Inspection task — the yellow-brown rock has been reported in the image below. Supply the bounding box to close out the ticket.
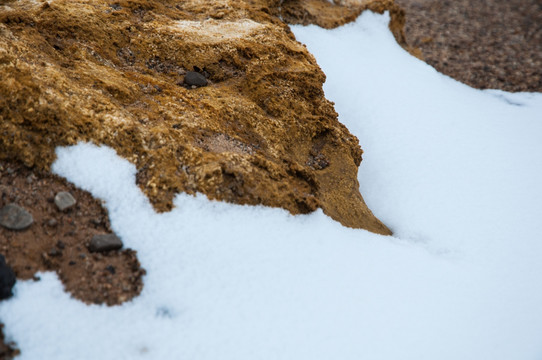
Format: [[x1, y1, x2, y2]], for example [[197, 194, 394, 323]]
[[0, 0, 391, 235]]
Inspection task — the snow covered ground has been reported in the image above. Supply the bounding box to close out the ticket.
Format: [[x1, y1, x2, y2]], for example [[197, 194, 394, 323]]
[[2, 11, 542, 360]]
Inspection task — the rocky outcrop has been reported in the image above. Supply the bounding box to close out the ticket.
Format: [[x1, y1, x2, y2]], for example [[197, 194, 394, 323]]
[[0, 0, 391, 234]]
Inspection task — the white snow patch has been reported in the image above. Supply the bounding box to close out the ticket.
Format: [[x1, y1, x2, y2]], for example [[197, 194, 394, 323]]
[[1, 11, 542, 360]]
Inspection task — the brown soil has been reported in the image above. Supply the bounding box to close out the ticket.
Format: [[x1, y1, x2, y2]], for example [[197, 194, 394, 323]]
[[396, 0, 542, 92], [0, 0, 391, 235], [0, 324, 18, 360], [0, 160, 145, 306]]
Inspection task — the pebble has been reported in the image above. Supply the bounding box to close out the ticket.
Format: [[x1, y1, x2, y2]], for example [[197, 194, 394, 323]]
[[88, 234, 123, 253], [0, 254, 16, 300], [0, 203, 34, 230], [48, 248, 62, 257], [184, 71, 208, 87], [54, 191, 77, 211], [105, 265, 116, 275]]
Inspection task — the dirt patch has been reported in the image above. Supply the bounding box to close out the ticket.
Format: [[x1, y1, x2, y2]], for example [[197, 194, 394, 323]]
[[0, 160, 145, 306], [396, 0, 542, 92], [0, 323, 18, 360]]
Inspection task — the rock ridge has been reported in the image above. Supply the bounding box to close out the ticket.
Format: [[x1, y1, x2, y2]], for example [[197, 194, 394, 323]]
[[0, 0, 393, 234]]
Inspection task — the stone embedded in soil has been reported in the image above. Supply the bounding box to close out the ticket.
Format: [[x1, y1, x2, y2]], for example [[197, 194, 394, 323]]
[[183, 71, 208, 87], [0, 254, 16, 301], [89, 234, 123, 253], [0, 161, 145, 307], [0, 204, 33, 231], [54, 191, 77, 211]]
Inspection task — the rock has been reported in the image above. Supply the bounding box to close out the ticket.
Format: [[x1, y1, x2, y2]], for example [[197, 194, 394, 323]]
[[0, 0, 394, 235], [88, 234, 123, 253], [183, 71, 208, 87], [48, 248, 62, 257], [0, 254, 16, 300], [0, 204, 33, 230], [54, 191, 76, 211]]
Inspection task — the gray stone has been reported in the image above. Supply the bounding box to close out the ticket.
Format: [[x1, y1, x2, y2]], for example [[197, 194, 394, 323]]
[[54, 191, 76, 211], [0, 203, 33, 230], [184, 71, 208, 87], [88, 234, 123, 253]]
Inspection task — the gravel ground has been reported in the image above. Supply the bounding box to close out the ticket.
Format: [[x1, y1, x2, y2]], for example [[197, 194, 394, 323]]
[[0, 161, 145, 307], [396, 0, 542, 92]]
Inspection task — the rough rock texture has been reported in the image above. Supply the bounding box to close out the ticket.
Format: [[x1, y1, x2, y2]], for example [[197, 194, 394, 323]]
[[0, 0, 391, 234], [396, 0, 542, 92], [0, 161, 145, 306]]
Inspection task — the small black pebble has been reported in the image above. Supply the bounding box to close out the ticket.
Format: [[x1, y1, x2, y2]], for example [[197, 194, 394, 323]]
[[48, 248, 62, 257], [69, 261, 76, 266], [0, 254, 16, 300], [184, 71, 208, 88], [105, 265, 116, 275]]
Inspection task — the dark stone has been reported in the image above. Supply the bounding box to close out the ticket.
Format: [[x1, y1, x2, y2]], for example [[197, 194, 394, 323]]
[[88, 234, 123, 253], [54, 191, 76, 211], [105, 265, 116, 275], [0, 203, 33, 230], [0, 254, 16, 300], [184, 71, 208, 87], [48, 248, 62, 257]]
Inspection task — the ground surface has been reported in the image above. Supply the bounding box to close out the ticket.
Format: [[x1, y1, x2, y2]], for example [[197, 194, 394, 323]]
[[0, 161, 145, 307], [1, 0, 541, 357], [396, 0, 542, 92]]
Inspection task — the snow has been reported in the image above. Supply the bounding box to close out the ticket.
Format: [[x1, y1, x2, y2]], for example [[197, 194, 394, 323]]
[[2, 11, 542, 360]]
